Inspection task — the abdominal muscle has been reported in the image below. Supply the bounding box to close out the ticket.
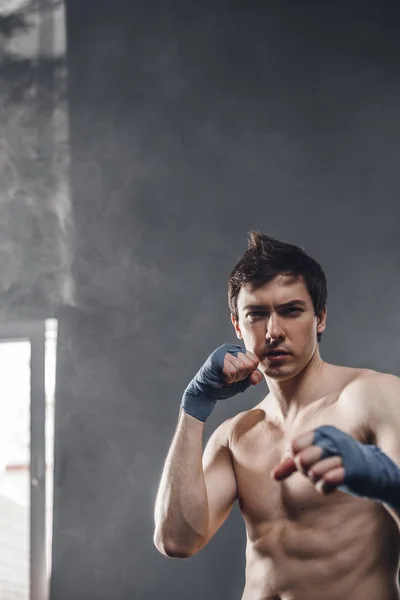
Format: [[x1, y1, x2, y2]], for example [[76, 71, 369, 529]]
[[240, 497, 400, 600], [229, 390, 400, 600]]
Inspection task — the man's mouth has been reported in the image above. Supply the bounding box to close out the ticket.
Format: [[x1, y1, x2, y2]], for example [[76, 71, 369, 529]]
[[265, 350, 290, 360]]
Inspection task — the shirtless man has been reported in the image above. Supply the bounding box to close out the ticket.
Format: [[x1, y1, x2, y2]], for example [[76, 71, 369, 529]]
[[153, 232, 400, 600]]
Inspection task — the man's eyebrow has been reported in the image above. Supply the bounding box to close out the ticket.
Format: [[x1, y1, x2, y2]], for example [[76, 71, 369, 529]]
[[242, 303, 268, 311], [278, 300, 306, 309], [242, 300, 306, 311]]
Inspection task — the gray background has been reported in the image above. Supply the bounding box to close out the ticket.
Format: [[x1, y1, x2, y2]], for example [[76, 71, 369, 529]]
[[51, 1, 400, 599]]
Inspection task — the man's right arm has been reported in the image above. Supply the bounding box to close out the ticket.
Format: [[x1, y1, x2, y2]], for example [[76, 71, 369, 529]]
[[153, 410, 237, 558], [153, 343, 261, 558]]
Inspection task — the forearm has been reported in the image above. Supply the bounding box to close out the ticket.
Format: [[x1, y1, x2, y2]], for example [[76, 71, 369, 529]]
[[313, 426, 400, 509], [154, 410, 209, 556]]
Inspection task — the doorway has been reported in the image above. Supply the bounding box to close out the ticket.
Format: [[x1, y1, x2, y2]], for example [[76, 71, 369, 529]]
[[0, 320, 57, 600]]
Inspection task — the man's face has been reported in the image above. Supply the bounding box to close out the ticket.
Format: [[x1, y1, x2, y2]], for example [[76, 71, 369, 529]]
[[231, 274, 326, 381]]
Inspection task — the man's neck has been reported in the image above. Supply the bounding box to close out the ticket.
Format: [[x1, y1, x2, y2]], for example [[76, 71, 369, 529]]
[[265, 350, 328, 422]]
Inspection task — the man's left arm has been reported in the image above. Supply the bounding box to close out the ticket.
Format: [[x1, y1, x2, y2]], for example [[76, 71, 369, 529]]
[[368, 374, 400, 524]]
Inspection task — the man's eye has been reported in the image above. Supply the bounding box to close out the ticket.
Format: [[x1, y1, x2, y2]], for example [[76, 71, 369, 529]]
[[284, 308, 302, 316], [247, 311, 265, 318]]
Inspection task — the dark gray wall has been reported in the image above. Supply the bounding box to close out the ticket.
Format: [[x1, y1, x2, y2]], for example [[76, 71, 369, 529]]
[[51, 2, 400, 599]]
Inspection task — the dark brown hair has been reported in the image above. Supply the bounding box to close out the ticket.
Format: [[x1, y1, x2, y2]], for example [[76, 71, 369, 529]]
[[228, 232, 327, 341]]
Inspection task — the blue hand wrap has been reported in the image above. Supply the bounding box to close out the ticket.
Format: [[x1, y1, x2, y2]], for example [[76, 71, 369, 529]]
[[181, 344, 252, 422], [313, 425, 400, 508]]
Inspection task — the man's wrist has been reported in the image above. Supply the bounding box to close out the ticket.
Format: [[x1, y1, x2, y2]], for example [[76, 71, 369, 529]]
[[313, 425, 400, 508], [180, 393, 216, 423]]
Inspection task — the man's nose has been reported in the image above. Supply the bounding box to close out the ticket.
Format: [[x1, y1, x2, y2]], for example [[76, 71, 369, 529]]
[[266, 314, 285, 342]]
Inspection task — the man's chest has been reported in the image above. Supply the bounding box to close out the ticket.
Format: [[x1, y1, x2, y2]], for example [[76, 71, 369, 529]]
[[230, 398, 374, 524]]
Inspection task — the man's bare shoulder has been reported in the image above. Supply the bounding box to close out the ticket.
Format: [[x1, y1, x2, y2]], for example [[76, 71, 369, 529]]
[[338, 366, 400, 417], [220, 401, 270, 447], [340, 366, 400, 393], [208, 405, 266, 452]]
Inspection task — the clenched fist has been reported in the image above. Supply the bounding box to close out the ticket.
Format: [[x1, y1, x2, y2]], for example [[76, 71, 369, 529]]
[[220, 349, 263, 387], [181, 344, 263, 422]]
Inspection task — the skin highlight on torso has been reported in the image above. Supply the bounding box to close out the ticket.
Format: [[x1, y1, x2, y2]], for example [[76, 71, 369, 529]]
[[228, 365, 400, 600]]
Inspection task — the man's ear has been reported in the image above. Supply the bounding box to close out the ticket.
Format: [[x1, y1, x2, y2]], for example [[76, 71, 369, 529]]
[[317, 306, 327, 335], [231, 313, 242, 339]]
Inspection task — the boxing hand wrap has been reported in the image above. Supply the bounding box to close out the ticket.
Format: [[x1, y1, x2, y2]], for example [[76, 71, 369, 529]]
[[181, 344, 252, 422], [313, 425, 400, 508]]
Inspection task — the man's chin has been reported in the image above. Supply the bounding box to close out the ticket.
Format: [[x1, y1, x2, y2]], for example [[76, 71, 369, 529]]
[[265, 371, 293, 382], [262, 364, 297, 381]]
